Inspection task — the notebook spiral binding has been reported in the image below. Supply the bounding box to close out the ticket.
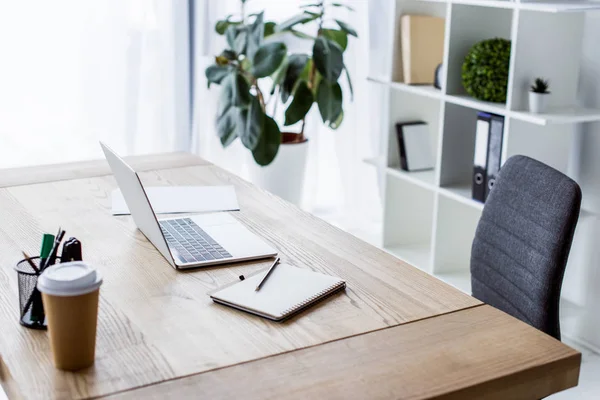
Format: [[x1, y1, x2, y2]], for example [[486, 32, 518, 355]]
[[280, 281, 346, 317]]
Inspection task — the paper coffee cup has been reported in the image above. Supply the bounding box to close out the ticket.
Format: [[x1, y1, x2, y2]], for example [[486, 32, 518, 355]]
[[37, 262, 102, 371]]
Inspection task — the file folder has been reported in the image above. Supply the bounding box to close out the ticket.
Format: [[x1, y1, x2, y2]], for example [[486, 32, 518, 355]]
[[485, 115, 505, 199], [472, 112, 491, 203]]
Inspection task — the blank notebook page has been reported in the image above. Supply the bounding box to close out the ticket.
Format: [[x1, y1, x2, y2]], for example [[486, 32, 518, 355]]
[[211, 263, 345, 320]]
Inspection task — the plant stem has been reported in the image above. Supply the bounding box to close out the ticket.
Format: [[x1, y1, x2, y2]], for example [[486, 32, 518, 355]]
[[299, 118, 306, 142], [254, 80, 266, 111]]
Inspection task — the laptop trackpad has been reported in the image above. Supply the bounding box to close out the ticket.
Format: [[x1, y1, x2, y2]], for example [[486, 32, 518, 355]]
[[202, 224, 271, 258]]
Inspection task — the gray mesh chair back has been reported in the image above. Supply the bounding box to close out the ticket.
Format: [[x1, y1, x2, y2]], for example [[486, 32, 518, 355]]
[[471, 155, 581, 340]]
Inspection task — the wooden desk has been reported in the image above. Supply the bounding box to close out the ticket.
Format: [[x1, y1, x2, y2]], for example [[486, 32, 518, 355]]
[[0, 154, 580, 399]]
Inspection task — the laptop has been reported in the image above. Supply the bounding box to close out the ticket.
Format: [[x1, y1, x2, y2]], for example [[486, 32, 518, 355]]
[[100, 142, 277, 269]]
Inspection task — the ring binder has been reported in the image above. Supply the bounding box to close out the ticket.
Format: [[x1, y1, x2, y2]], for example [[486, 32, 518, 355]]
[[280, 281, 347, 318]]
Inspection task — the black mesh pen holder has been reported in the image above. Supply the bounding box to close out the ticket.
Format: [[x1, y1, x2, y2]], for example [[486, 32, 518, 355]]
[[14, 256, 58, 330]]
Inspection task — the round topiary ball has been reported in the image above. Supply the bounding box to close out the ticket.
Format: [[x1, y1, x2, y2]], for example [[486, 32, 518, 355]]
[[461, 38, 511, 103]]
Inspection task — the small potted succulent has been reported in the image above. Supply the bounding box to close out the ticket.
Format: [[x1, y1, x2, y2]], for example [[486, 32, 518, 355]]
[[205, 0, 356, 204], [529, 78, 550, 113]]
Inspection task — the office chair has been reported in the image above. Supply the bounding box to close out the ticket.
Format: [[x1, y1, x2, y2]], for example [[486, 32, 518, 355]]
[[471, 155, 581, 340]]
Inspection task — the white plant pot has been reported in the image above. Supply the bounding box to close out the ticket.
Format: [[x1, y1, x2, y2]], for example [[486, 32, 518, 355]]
[[247, 138, 309, 206], [529, 92, 550, 113]]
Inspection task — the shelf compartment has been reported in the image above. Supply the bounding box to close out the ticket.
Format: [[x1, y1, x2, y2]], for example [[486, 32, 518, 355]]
[[504, 119, 573, 175], [389, 1, 448, 84], [386, 167, 437, 191], [445, 4, 513, 96], [509, 11, 584, 112], [439, 103, 480, 191], [432, 194, 482, 275], [387, 90, 442, 175], [383, 174, 435, 272]]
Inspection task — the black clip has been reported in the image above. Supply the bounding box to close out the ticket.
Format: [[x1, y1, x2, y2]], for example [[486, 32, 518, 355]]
[[60, 237, 83, 262]]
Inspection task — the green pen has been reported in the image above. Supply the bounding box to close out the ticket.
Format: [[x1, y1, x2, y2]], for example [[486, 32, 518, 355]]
[[40, 233, 55, 267]]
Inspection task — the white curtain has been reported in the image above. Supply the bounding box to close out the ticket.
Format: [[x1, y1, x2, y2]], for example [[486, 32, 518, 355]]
[[0, 0, 187, 168], [193, 0, 382, 242]]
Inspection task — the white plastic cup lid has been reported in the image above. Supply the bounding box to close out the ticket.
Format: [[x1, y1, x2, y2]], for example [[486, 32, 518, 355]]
[[37, 262, 103, 297]]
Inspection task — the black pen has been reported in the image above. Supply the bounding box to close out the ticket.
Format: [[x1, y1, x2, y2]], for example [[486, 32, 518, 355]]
[[255, 257, 280, 291]]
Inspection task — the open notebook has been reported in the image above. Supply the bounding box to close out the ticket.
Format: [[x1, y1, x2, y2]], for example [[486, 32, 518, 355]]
[[210, 263, 346, 321]]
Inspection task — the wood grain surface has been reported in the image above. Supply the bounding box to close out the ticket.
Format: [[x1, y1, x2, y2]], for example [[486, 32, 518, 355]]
[[0, 158, 481, 399], [0, 152, 208, 188], [104, 305, 581, 400]]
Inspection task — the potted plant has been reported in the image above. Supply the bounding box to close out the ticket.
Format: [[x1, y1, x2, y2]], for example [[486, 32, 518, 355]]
[[205, 0, 356, 204], [529, 78, 550, 113]]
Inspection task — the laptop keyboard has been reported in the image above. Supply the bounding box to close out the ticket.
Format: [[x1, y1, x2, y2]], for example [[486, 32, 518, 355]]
[[160, 218, 232, 264]]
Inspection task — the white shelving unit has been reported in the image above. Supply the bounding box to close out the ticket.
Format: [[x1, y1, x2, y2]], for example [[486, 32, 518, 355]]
[[366, 0, 600, 349]]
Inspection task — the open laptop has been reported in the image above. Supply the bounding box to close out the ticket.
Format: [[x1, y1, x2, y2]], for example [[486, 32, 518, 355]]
[[100, 142, 277, 269]]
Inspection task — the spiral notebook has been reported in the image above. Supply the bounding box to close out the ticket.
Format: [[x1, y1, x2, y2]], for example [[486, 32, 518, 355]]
[[210, 263, 346, 321]]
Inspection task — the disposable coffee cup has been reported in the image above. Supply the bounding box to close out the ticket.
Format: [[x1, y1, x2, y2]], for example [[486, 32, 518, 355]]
[[37, 262, 102, 371]]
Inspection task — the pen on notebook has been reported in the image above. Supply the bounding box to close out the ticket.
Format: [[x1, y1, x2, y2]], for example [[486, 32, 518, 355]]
[[255, 257, 280, 292]]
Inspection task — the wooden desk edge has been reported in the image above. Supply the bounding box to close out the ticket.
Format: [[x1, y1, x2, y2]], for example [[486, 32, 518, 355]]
[[439, 351, 581, 400], [99, 305, 582, 400], [0, 152, 210, 188]]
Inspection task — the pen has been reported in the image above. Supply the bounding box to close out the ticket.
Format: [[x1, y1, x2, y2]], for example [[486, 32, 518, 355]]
[[255, 257, 280, 291], [21, 251, 39, 273]]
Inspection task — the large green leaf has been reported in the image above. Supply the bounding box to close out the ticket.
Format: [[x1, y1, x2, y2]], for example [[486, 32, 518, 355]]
[[335, 20, 357, 37], [320, 29, 348, 51], [246, 12, 264, 61], [330, 110, 344, 129], [313, 37, 344, 82], [238, 97, 264, 150], [252, 42, 287, 78], [225, 25, 237, 50], [284, 81, 314, 126], [316, 80, 343, 124], [215, 75, 239, 146], [300, 3, 321, 8], [217, 74, 234, 117], [331, 3, 355, 11], [281, 54, 309, 103], [234, 28, 248, 55], [344, 65, 353, 100], [252, 115, 281, 166], [220, 127, 238, 147], [205, 65, 230, 88], [232, 72, 251, 108], [216, 106, 239, 143], [275, 12, 319, 32], [289, 29, 316, 40], [264, 21, 276, 38]]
